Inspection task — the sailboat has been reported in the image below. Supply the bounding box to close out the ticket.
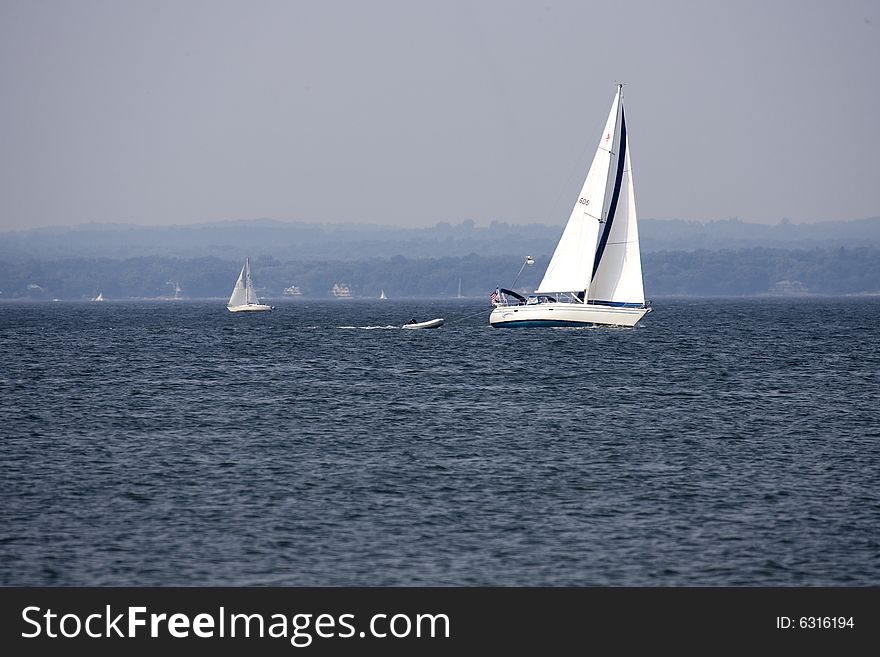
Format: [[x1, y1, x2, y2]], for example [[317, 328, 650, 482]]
[[457, 278, 462, 299], [227, 258, 274, 312], [92, 292, 104, 302], [379, 289, 388, 300], [166, 280, 183, 301], [490, 85, 650, 328]]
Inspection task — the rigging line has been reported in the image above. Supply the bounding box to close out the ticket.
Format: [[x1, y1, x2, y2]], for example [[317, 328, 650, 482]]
[[445, 307, 495, 324], [539, 86, 617, 232], [540, 135, 594, 226]]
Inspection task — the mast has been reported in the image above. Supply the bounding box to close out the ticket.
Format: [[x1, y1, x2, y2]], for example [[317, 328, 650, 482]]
[[245, 258, 254, 304]]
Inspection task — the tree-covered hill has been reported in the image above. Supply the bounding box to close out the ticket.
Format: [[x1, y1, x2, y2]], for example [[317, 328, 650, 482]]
[[2, 217, 878, 261], [2, 247, 878, 301]]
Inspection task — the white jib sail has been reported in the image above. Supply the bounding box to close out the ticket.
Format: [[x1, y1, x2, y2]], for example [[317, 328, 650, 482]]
[[587, 134, 645, 305], [228, 264, 248, 307], [244, 260, 259, 305], [536, 89, 621, 295]]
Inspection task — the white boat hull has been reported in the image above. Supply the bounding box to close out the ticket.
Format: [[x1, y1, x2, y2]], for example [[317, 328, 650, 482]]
[[402, 318, 444, 329], [489, 302, 648, 328], [227, 304, 274, 313]]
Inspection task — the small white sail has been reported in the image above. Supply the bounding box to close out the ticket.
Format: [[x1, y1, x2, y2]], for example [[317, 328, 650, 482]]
[[228, 265, 248, 307], [536, 89, 621, 295], [379, 289, 387, 300]]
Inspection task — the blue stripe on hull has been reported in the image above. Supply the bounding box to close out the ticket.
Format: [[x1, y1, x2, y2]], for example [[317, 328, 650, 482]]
[[490, 319, 601, 328], [587, 300, 644, 308]]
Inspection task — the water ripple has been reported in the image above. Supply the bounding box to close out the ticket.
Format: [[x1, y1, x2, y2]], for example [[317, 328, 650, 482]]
[[1, 297, 878, 585]]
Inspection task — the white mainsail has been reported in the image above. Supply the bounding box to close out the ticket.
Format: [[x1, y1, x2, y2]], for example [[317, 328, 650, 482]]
[[587, 130, 644, 305], [228, 264, 248, 307], [244, 260, 260, 305], [536, 89, 622, 295]]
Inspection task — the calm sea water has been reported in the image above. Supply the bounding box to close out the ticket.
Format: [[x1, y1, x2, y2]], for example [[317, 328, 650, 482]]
[[1, 298, 878, 586]]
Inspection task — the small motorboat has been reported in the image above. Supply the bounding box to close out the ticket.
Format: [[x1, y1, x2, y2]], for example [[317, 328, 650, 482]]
[[401, 318, 444, 330]]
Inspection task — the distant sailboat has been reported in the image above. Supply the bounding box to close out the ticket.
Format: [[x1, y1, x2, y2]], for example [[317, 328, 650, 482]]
[[227, 258, 274, 313], [457, 278, 462, 299], [490, 85, 650, 328], [379, 289, 388, 300], [166, 280, 183, 301], [92, 292, 104, 302]]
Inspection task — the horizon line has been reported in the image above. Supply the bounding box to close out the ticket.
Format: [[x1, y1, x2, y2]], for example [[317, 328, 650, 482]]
[[3, 215, 880, 235]]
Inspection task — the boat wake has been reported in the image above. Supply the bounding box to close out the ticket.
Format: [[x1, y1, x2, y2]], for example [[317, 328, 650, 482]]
[[337, 325, 400, 330]]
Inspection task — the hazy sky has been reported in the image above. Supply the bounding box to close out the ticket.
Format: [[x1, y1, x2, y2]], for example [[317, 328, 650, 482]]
[[1, 0, 878, 231]]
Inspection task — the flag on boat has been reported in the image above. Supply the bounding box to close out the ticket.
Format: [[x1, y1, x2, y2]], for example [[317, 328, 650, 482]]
[[490, 287, 500, 305]]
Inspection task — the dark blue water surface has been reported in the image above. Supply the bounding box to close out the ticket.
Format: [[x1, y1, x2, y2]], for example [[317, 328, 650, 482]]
[[1, 298, 878, 585]]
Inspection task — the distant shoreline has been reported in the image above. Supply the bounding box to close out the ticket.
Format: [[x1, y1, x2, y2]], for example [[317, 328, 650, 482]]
[[4, 293, 880, 304]]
